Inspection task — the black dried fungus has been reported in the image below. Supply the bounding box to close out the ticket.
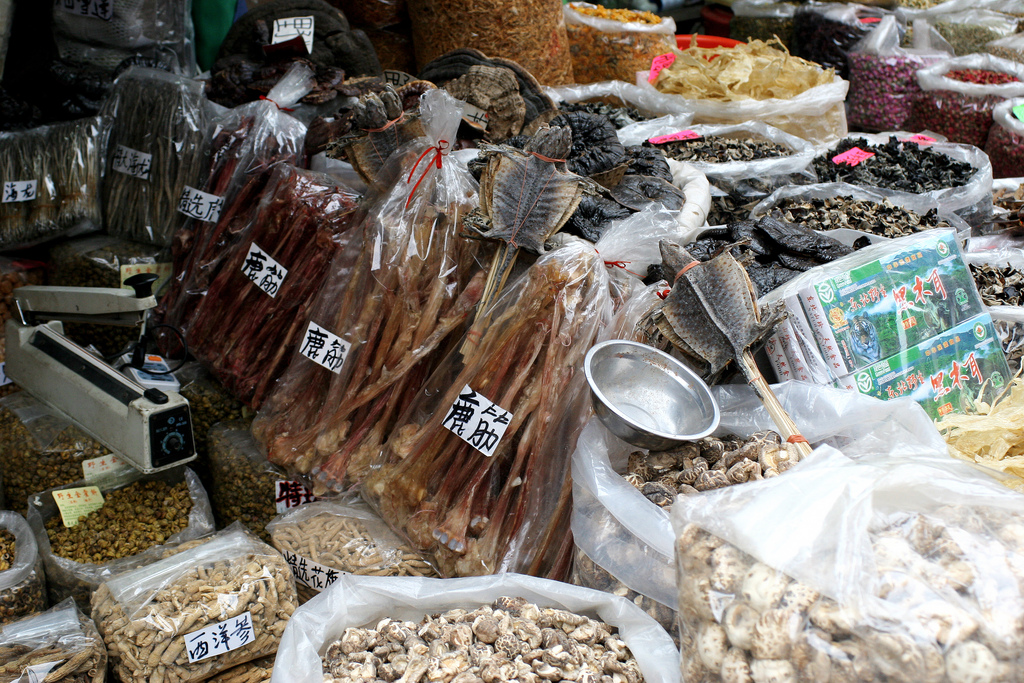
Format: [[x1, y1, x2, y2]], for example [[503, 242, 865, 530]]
[[970, 263, 1024, 307], [548, 111, 627, 177], [813, 136, 975, 194], [559, 101, 654, 129], [767, 195, 954, 238], [646, 135, 792, 163], [624, 146, 674, 184], [564, 194, 634, 242], [610, 175, 684, 212], [792, 5, 880, 79]]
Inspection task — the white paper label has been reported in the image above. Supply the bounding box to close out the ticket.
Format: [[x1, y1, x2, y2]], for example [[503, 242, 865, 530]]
[[0, 363, 12, 388], [299, 322, 350, 373], [281, 549, 340, 592], [241, 243, 287, 298], [111, 145, 152, 180], [53, 0, 113, 21], [178, 186, 224, 223], [185, 612, 255, 663], [275, 480, 316, 513], [83, 453, 132, 481], [462, 103, 489, 131], [383, 70, 415, 87], [53, 486, 105, 527], [441, 385, 512, 458], [2, 180, 36, 203], [272, 16, 314, 53]]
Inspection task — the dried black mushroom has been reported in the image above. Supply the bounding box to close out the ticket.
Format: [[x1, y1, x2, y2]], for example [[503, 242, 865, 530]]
[[814, 136, 975, 194], [625, 145, 673, 184], [548, 111, 626, 178], [559, 100, 654, 129], [564, 194, 634, 242]]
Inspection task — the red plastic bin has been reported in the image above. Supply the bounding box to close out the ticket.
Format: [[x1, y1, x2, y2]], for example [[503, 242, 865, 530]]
[[676, 34, 745, 50]]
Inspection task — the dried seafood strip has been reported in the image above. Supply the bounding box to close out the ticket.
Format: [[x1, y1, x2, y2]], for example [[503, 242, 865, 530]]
[[0, 599, 105, 683], [365, 240, 611, 579]]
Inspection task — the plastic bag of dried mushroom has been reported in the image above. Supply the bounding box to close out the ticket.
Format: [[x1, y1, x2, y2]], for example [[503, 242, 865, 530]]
[[270, 572, 679, 683], [267, 498, 438, 604], [0, 511, 45, 626], [570, 381, 947, 644], [671, 443, 1024, 683], [92, 524, 297, 683], [0, 598, 105, 683], [988, 306, 1024, 374], [26, 467, 214, 613], [965, 250, 1024, 308]]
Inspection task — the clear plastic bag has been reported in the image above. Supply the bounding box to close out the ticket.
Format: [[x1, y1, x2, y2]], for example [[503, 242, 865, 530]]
[[671, 443, 1024, 683], [270, 572, 678, 683], [0, 512, 45, 626], [563, 2, 676, 84], [27, 467, 214, 613], [206, 656, 274, 683], [174, 364, 250, 489], [363, 239, 613, 579], [91, 524, 297, 683], [989, 305, 1024, 373], [985, 97, 1024, 180], [186, 165, 361, 408], [0, 392, 112, 515], [929, 9, 1021, 56], [987, 32, 1024, 64], [252, 89, 480, 491], [0, 598, 106, 683], [911, 54, 1024, 147], [101, 66, 210, 247], [792, 2, 898, 78], [0, 116, 105, 250], [729, 1, 797, 48], [266, 498, 438, 604]]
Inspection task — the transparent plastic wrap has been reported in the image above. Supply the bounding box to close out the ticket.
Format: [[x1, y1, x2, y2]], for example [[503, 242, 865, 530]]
[[792, 2, 896, 78], [186, 165, 360, 409], [48, 234, 168, 357], [964, 248, 1024, 308], [986, 97, 1024, 180], [363, 239, 613, 579], [813, 133, 994, 228], [52, 0, 196, 76], [910, 54, 1024, 147], [270, 572, 678, 683], [266, 498, 438, 603], [101, 67, 210, 247], [252, 89, 480, 493], [729, 1, 797, 47], [670, 444, 1024, 683], [175, 364, 249, 486], [0, 512, 45, 626], [0, 392, 111, 515], [570, 382, 945, 642], [208, 421, 287, 543], [846, 15, 949, 133], [929, 9, 1021, 56], [987, 32, 1024, 64], [563, 2, 676, 84], [0, 598, 106, 683], [750, 182, 972, 241], [91, 524, 297, 683], [27, 467, 214, 613], [988, 305, 1024, 373], [206, 656, 274, 683], [0, 116, 104, 250], [0, 258, 45, 398]]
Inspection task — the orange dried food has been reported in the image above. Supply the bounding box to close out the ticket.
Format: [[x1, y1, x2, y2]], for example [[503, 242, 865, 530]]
[[565, 1, 675, 84]]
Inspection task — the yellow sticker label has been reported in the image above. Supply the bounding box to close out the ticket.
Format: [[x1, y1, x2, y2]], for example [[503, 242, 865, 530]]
[[53, 486, 105, 527], [120, 263, 173, 294]]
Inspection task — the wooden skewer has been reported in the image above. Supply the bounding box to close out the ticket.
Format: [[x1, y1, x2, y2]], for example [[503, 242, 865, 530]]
[[739, 349, 813, 458]]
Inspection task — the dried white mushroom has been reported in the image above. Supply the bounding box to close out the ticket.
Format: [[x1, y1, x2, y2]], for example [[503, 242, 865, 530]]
[[945, 641, 998, 683], [723, 602, 759, 650], [698, 622, 730, 671], [750, 609, 794, 660], [778, 582, 819, 616], [742, 563, 790, 613], [750, 658, 797, 683], [721, 647, 752, 683]]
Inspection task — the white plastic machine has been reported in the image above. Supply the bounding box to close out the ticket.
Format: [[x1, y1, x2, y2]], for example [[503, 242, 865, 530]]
[[5, 273, 196, 473]]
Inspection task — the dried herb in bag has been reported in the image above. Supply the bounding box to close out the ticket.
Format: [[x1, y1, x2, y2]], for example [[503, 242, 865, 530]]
[[0, 599, 106, 683], [0, 512, 45, 626], [564, 3, 676, 85]]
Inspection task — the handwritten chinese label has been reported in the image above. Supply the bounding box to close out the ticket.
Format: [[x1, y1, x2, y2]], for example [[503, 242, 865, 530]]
[[178, 186, 224, 223], [272, 16, 314, 53], [832, 147, 875, 166], [384, 70, 415, 87], [241, 243, 287, 298], [83, 454, 131, 481], [441, 385, 513, 458], [54, 0, 113, 20], [281, 549, 339, 592], [120, 262, 172, 295], [648, 52, 675, 83], [54, 486, 105, 527], [462, 102, 489, 131], [112, 145, 152, 180], [0, 363, 11, 387], [1013, 103, 1024, 123], [185, 612, 254, 663], [648, 130, 701, 145], [275, 480, 316, 513], [905, 134, 936, 145], [299, 322, 350, 374], [2, 180, 36, 203]]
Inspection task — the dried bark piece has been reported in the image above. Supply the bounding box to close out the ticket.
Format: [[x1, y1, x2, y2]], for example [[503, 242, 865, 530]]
[[444, 65, 526, 142]]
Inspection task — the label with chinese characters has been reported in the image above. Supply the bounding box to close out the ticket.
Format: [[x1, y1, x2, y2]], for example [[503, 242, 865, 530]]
[[832, 147, 875, 166], [120, 263, 172, 294], [648, 130, 701, 145], [0, 363, 11, 387], [299, 322, 350, 374], [185, 612, 255, 663], [272, 16, 314, 53], [905, 134, 936, 145], [648, 52, 675, 83], [54, 486, 105, 527], [178, 186, 224, 223], [280, 549, 339, 592], [384, 70, 415, 87], [441, 385, 513, 458], [241, 243, 288, 298], [462, 103, 489, 131], [2, 180, 37, 203], [1013, 103, 1024, 123], [53, 0, 113, 21], [275, 480, 316, 513], [83, 454, 132, 481], [112, 145, 153, 180]]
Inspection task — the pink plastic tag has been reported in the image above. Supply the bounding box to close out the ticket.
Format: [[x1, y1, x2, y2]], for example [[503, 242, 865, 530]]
[[859, 16, 881, 22], [832, 147, 875, 166], [905, 134, 937, 145], [648, 130, 702, 144], [648, 53, 675, 83]]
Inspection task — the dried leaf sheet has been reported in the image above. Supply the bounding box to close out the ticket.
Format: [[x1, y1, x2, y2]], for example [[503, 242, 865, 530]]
[[939, 378, 1024, 490]]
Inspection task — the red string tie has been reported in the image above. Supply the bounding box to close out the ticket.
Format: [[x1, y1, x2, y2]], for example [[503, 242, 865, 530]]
[[656, 288, 672, 300], [405, 139, 449, 209], [365, 112, 406, 133], [259, 95, 294, 112], [787, 434, 809, 444], [674, 260, 700, 282]]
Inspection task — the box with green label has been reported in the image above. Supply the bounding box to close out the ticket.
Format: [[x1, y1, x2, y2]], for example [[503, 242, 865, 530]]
[[837, 314, 1010, 420], [799, 229, 983, 376]]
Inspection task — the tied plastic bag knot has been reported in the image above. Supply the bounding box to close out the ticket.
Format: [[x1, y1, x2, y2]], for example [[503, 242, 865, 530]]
[[405, 139, 449, 209], [258, 95, 295, 112], [656, 287, 671, 299]]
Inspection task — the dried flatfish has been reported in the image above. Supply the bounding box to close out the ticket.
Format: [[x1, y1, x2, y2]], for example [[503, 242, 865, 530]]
[[443, 65, 526, 142], [755, 214, 852, 261]]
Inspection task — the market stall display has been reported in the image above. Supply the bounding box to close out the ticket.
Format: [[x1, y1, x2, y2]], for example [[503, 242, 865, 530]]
[[0, 511, 45, 625], [988, 32, 1024, 64], [0, 599, 105, 683], [792, 2, 891, 78], [929, 9, 1020, 56], [986, 97, 1024, 179], [563, 3, 676, 85]]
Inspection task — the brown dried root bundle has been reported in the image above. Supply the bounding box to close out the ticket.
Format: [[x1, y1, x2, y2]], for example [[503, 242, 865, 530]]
[[364, 240, 611, 579], [0, 599, 106, 683]]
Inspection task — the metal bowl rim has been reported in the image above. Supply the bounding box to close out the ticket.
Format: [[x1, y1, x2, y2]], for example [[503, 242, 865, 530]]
[[584, 339, 721, 442]]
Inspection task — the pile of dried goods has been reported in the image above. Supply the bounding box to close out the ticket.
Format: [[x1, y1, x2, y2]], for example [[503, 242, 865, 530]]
[[0, 513, 45, 625], [767, 195, 955, 238], [813, 136, 975, 194], [559, 101, 656, 130], [209, 422, 285, 543], [565, 2, 675, 84], [649, 135, 791, 163], [970, 262, 1024, 306], [0, 601, 106, 683], [0, 530, 12, 572], [939, 377, 1024, 489]]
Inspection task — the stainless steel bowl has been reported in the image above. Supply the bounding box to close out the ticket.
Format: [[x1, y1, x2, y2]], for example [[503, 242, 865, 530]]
[[584, 340, 720, 450]]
